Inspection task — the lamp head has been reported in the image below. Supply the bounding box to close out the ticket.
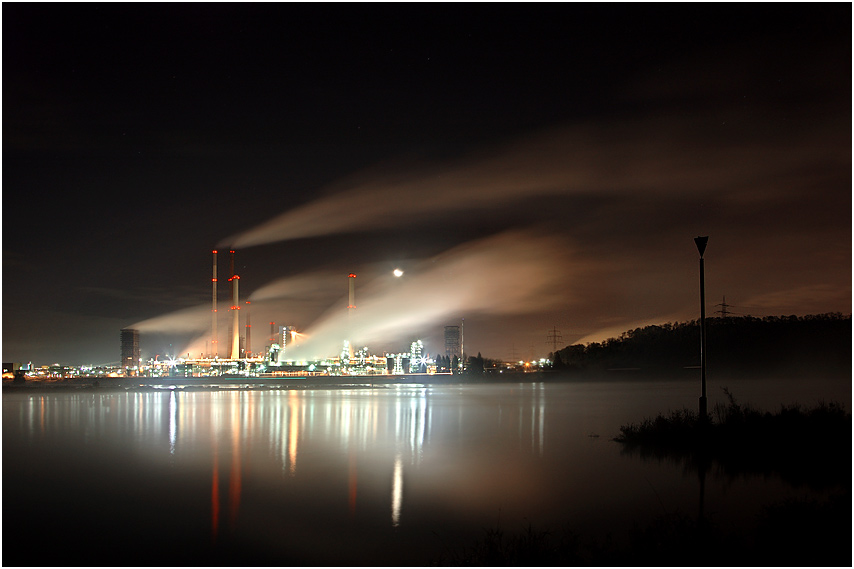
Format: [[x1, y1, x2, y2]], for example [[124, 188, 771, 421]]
[[694, 236, 709, 257]]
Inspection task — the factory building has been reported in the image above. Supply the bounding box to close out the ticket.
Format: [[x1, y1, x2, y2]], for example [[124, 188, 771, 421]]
[[409, 340, 425, 373], [119, 251, 443, 378], [121, 328, 140, 376], [444, 326, 461, 360]]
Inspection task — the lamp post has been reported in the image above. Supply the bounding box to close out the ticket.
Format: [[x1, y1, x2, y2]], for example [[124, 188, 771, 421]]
[[694, 236, 709, 420]]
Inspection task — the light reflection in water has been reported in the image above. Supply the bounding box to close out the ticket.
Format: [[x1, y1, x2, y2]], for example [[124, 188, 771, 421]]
[[4, 377, 848, 566], [169, 390, 177, 454], [349, 448, 358, 517], [211, 445, 220, 542], [8, 384, 549, 536], [229, 395, 241, 531], [391, 453, 403, 527], [287, 391, 298, 475]]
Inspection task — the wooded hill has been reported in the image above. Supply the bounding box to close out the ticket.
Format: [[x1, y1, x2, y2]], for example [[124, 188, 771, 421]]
[[552, 313, 851, 377]]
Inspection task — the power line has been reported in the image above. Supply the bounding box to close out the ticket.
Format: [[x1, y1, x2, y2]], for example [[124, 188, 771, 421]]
[[712, 297, 778, 318], [546, 326, 563, 354], [714, 296, 731, 317]]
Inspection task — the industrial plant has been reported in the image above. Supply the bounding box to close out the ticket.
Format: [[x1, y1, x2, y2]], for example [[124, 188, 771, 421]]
[[120, 250, 452, 379]]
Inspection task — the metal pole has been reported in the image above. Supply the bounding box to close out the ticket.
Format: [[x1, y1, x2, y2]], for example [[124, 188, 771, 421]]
[[699, 256, 707, 419], [212, 250, 218, 358], [244, 301, 251, 358], [461, 317, 465, 372], [348, 273, 356, 360], [231, 275, 240, 359], [694, 236, 709, 420]]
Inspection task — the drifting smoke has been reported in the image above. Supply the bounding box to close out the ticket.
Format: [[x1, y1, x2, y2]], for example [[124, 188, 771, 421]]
[[250, 271, 346, 303], [130, 304, 213, 358], [132, 304, 211, 333], [281, 230, 574, 358], [220, 113, 847, 253], [141, 107, 849, 359], [212, 112, 847, 355], [207, 42, 847, 355]]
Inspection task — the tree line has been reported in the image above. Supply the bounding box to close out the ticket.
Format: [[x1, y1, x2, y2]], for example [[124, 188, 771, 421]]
[[550, 313, 851, 377], [434, 352, 501, 375]]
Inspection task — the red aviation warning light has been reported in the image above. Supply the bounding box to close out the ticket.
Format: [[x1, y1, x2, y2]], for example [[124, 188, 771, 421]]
[[348, 273, 356, 311]]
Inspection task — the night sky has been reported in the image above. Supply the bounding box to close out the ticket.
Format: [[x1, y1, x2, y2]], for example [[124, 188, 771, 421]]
[[3, 4, 851, 366]]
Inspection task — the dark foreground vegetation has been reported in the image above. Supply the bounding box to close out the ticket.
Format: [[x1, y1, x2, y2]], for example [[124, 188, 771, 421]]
[[615, 389, 851, 490], [436, 394, 851, 566], [432, 492, 850, 566], [551, 313, 851, 377]]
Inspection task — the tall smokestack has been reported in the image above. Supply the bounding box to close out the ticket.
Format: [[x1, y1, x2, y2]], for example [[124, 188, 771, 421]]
[[244, 301, 252, 358], [211, 250, 218, 358], [348, 273, 356, 359], [230, 274, 240, 359], [227, 250, 235, 353], [229, 250, 235, 285]]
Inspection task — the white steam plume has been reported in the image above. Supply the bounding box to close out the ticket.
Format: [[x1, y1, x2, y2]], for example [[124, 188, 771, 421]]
[[219, 112, 846, 251], [131, 304, 211, 333], [281, 230, 574, 359]]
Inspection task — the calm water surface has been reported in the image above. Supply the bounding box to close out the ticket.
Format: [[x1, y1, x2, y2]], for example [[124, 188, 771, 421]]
[[3, 376, 848, 565]]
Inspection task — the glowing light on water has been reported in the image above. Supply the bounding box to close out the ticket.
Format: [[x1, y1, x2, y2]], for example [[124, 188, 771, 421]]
[[288, 391, 299, 475], [391, 453, 403, 527], [169, 390, 177, 454]]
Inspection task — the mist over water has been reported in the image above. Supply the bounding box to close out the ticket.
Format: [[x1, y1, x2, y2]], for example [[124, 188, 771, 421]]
[[4, 377, 848, 566]]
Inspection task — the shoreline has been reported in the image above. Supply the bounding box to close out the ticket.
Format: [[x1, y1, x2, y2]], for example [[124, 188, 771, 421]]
[[4, 367, 849, 392], [2, 372, 553, 392]]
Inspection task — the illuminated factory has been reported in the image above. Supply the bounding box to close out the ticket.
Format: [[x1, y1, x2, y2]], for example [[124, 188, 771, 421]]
[[130, 250, 437, 378]]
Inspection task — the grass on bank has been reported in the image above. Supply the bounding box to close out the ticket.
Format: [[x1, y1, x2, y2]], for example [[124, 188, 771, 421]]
[[435, 392, 851, 566], [614, 388, 851, 488]]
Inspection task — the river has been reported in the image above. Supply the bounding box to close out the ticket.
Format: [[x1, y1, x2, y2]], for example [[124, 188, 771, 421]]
[[2, 374, 849, 565]]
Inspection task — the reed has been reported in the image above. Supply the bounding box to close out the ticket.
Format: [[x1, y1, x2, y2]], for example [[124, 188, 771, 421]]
[[615, 388, 851, 489]]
